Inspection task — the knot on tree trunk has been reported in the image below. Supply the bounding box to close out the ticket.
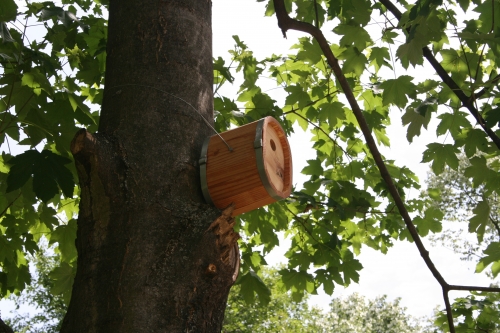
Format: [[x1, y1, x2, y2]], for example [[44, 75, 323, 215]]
[[207, 204, 240, 282], [71, 128, 97, 157]]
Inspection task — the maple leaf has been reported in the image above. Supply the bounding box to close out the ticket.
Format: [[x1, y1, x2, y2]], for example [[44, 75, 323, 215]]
[[380, 76, 417, 108]]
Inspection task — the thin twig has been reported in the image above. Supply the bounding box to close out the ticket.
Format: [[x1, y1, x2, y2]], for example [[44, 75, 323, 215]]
[[284, 109, 350, 157], [474, 74, 500, 100], [0, 193, 21, 219], [285, 205, 338, 253], [448, 284, 500, 292]]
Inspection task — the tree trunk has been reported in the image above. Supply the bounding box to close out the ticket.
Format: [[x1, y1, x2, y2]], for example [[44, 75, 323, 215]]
[[61, 1, 239, 332]]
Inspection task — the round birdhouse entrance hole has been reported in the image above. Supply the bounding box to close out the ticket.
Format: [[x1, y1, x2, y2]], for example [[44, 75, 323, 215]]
[[270, 139, 276, 151]]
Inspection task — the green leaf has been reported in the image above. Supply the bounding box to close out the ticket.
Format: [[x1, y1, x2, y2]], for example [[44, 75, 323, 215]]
[[302, 180, 321, 196], [21, 68, 54, 96], [39, 204, 59, 231], [409, 0, 436, 19], [413, 207, 443, 236], [242, 251, 268, 271], [440, 49, 469, 77], [318, 102, 346, 127], [340, 251, 362, 285], [0, 155, 9, 173], [335, 0, 372, 25], [34, 150, 75, 201], [0, 234, 17, 264], [284, 85, 310, 108], [382, 30, 399, 44], [396, 39, 424, 67], [380, 76, 417, 108], [457, 0, 470, 11], [464, 156, 500, 188], [213, 56, 234, 83], [302, 159, 323, 177], [316, 269, 335, 295], [3, 264, 30, 293], [436, 111, 470, 138], [40, 6, 78, 27], [0, 0, 18, 22], [67, 92, 97, 125], [334, 24, 372, 51], [50, 261, 75, 305], [368, 47, 392, 72], [6, 150, 75, 202], [286, 111, 308, 131], [459, 129, 489, 157], [238, 271, 271, 305], [6, 150, 40, 193], [476, 242, 500, 277], [339, 47, 367, 77], [421, 143, 459, 175], [483, 106, 500, 128], [474, 0, 500, 34], [50, 219, 77, 262], [401, 106, 432, 142], [293, 37, 323, 64], [279, 269, 315, 301], [468, 200, 490, 242]]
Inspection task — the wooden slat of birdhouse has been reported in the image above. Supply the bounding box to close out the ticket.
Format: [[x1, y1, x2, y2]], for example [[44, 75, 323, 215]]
[[206, 121, 262, 205]]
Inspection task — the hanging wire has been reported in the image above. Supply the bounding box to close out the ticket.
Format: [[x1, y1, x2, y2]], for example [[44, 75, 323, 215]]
[[108, 83, 233, 151]]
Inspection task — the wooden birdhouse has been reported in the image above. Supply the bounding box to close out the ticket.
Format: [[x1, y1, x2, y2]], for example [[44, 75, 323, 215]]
[[200, 116, 293, 216]]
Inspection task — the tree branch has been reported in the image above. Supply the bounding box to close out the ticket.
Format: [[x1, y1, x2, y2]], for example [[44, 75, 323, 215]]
[[378, 0, 500, 150], [272, 2, 500, 332], [448, 284, 500, 293], [443, 290, 454, 333]]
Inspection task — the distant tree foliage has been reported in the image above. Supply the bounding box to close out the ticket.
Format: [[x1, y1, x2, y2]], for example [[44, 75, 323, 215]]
[[223, 268, 432, 333], [3, 245, 65, 333], [424, 156, 500, 333], [328, 293, 435, 333], [223, 267, 326, 332], [426, 155, 500, 261]]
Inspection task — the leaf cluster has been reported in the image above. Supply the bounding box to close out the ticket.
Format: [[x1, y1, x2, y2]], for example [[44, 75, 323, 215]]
[[0, 0, 106, 302]]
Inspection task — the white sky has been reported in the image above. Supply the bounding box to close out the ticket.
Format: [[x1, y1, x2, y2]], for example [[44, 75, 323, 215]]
[[212, 0, 497, 320]]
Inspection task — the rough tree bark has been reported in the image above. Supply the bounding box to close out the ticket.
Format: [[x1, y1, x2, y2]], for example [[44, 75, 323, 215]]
[[60, 1, 239, 332]]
